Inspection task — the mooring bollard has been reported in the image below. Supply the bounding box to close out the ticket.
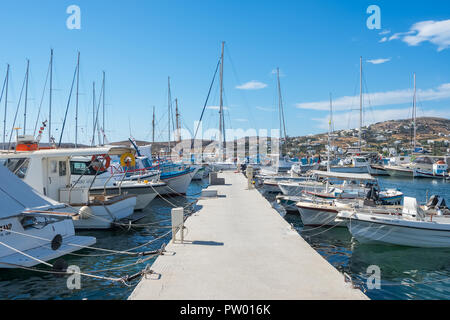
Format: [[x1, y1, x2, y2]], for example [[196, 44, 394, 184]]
[[171, 207, 184, 243], [246, 166, 254, 190]]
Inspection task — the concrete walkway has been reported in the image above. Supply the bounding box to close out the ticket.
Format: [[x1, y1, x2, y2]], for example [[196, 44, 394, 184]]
[[129, 172, 368, 300]]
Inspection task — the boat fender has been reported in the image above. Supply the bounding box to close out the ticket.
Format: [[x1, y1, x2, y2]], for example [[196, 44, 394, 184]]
[[52, 258, 68, 276], [51, 234, 63, 251], [79, 206, 93, 220]]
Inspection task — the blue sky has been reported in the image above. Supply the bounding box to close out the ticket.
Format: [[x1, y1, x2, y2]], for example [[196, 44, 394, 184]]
[[0, 0, 449, 144]]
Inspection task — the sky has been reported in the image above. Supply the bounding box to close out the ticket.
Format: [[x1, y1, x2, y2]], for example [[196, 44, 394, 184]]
[[0, 0, 449, 145]]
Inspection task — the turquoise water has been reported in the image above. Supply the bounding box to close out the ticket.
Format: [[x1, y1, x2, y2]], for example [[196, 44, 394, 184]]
[[0, 181, 207, 300], [278, 177, 450, 300]]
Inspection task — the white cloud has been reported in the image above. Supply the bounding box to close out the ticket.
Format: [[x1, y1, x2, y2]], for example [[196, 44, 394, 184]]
[[255, 106, 275, 112], [389, 19, 450, 51], [379, 37, 388, 43], [379, 30, 391, 35], [236, 80, 268, 90], [296, 83, 450, 111], [367, 58, 391, 64], [312, 108, 449, 131]]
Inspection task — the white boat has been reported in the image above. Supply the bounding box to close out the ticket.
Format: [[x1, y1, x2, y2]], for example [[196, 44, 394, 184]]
[[384, 165, 413, 177], [70, 157, 166, 210], [158, 166, 196, 195], [278, 171, 377, 197], [0, 165, 96, 268], [290, 162, 320, 176], [337, 197, 450, 248], [368, 164, 390, 176], [413, 161, 449, 179], [296, 200, 351, 227], [191, 165, 206, 180], [0, 146, 138, 230], [330, 156, 370, 174]]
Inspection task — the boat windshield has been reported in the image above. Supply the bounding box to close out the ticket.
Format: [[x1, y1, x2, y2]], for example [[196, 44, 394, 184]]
[[0, 158, 30, 179], [70, 161, 107, 176]]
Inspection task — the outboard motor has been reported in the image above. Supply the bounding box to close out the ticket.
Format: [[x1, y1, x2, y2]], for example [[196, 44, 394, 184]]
[[426, 195, 439, 208]]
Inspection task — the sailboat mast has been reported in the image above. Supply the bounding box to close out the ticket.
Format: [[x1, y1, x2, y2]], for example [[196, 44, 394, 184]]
[[102, 71, 105, 145], [219, 41, 225, 160], [75, 52, 80, 148], [328, 93, 333, 172], [175, 98, 181, 143], [168, 77, 172, 155], [92, 82, 95, 146], [152, 106, 155, 144], [277, 67, 287, 155], [413, 72, 416, 151], [359, 56, 362, 151], [3, 64, 9, 149], [23, 59, 29, 135], [49, 49, 53, 144]]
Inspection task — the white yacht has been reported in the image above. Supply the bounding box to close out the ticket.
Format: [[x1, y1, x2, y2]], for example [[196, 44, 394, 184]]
[[0, 146, 138, 230], [0, 165, 96, 268]]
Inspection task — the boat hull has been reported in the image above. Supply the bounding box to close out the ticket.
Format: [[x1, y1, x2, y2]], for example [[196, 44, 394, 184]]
[[159, 169, 195, 195], [296, 205, 341, 227], [343, 214, 450, 248], [72, 196, 137, 230], [0, 217, 96, 268]]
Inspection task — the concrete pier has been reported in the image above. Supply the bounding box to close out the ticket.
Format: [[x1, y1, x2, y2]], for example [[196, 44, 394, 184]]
[[129, 172, 368, 300]]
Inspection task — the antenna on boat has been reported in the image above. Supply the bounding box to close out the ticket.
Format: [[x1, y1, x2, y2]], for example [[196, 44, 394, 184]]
[[2, 64, 9, 150]]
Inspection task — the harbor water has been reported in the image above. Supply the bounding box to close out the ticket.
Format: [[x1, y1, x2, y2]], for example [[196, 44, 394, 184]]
[[0, 176, 449, 300], [271, 176, 450, 300], [0, 181, 207, 300]]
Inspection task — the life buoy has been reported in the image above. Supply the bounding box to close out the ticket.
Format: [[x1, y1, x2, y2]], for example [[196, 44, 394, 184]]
[[120, 152, 136, 167], [91, 154, 111, 172]]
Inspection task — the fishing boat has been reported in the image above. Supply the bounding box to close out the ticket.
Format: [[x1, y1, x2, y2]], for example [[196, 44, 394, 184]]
[[330, 156, 370, 174], [0, 146, 138, 230], [337, 197, 450, 248], [70, 156, 165, 210], [413, 160, 449, 179], [0, 165, 96, 268]]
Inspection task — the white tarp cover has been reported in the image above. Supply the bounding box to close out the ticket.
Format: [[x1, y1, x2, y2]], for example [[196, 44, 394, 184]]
[[310, 170, 375, 181], [0, 165, 59, 219]]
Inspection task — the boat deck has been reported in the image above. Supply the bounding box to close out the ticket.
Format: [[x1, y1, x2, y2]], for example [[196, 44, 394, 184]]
[[129, 171, 368, 300]]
